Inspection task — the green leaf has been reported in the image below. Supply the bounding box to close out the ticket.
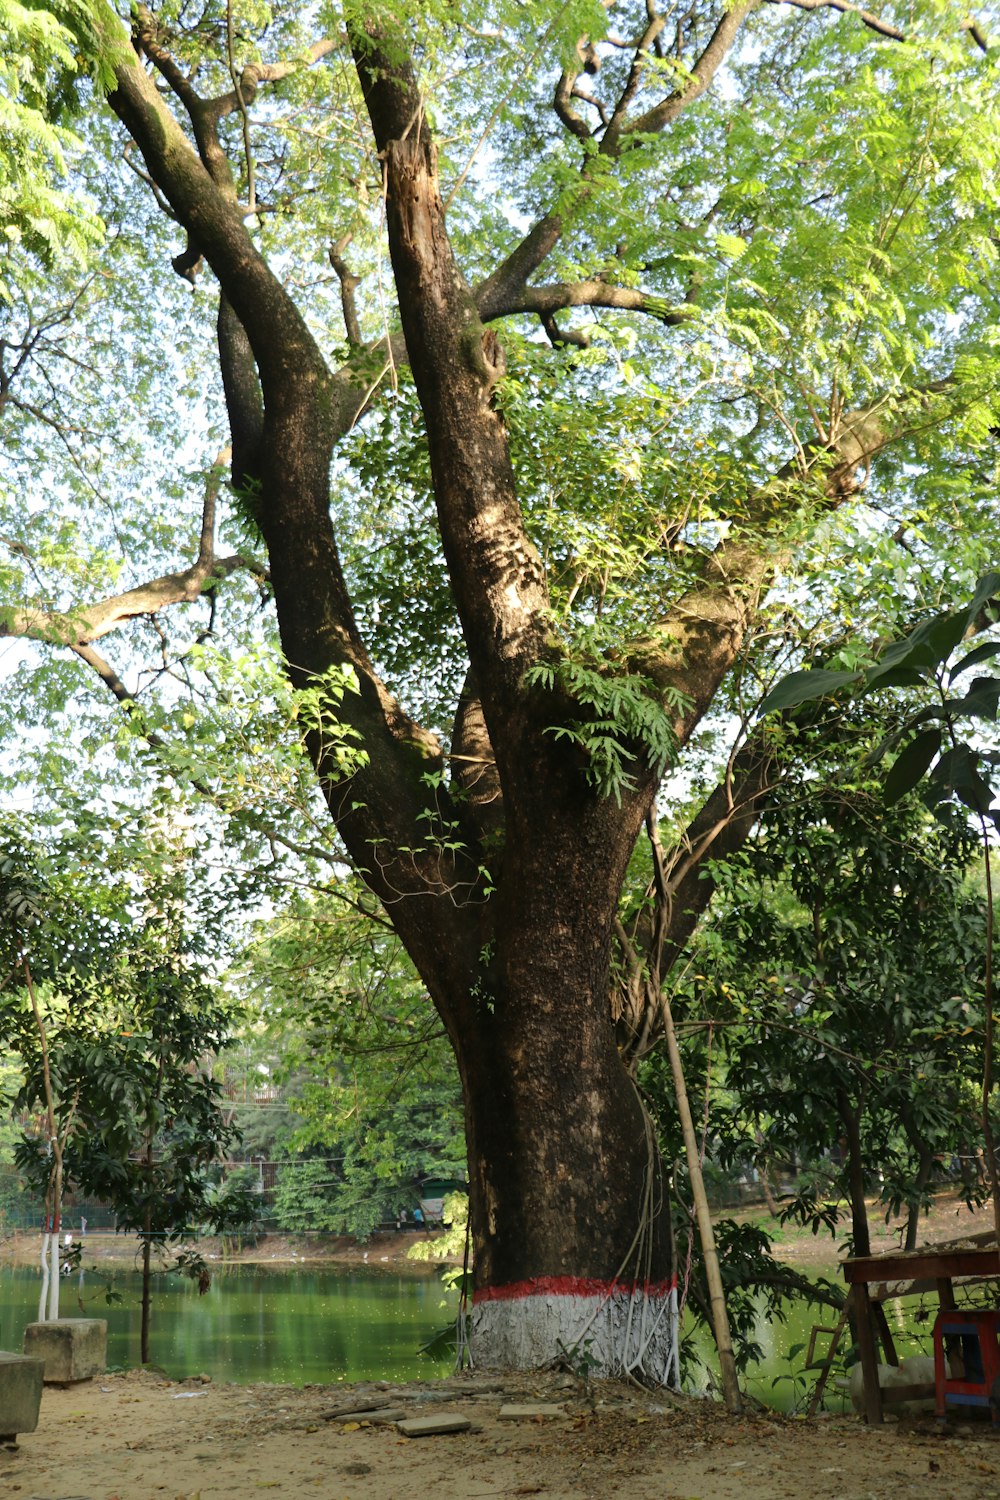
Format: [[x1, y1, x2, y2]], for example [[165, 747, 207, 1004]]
[[949, 641, 1000, 684], [759, 669, 860, 716], [883, 727, 942, 806], [944, 677, 1000, 722], [966, 571, 1000, 621]]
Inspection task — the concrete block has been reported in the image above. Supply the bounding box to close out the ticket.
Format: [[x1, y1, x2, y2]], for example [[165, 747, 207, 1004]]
[[22, 1319, 107, 1384], [0, 1350, 44, 1440], [397, 1415, 472, 1437], [498, 1403, 567, 1420]]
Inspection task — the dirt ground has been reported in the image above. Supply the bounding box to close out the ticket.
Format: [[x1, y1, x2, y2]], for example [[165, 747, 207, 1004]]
[[759, 1189, 997, 1271], [6, 1366, 1000, 1500]]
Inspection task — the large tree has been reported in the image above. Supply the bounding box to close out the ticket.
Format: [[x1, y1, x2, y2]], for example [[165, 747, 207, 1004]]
[[2, 0, 999, 1377]]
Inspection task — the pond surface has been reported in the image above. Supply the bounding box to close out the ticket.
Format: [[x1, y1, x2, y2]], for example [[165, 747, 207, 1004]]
[[0, 1262, 458, 1384], [0, 1259, 935, 1406]]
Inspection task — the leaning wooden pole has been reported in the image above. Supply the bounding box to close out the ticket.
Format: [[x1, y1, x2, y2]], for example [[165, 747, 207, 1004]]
[[659, 985, 743, 1413], [644, 813, 741, 1413]]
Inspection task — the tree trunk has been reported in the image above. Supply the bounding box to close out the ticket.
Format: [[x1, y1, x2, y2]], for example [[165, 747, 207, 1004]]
[[140, 1234, 152, 1366], [101, 12, 795, 1384], [48, 1167, 62, 1322], [463, 987, 675, 1379], [459, 841, 676, 1381], [756, 1133, 781, 1218], [836, 1089, 871, 1259], [38, 1223, 50, 1324], [904, 1150, 935, 1252]]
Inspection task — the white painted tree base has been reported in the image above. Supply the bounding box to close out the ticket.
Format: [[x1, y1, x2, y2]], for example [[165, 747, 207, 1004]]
[[470, 1277, 679, 1386]]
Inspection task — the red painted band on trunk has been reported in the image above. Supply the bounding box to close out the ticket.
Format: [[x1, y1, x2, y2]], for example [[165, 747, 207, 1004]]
[[473, 1275, 677, 1304]]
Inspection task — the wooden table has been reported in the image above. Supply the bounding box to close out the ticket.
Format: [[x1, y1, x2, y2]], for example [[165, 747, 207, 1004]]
[[842, 1242, 1000, 1423]]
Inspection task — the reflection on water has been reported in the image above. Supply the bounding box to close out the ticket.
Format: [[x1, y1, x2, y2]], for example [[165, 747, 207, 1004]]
[[0, 1262, 458, 1385]]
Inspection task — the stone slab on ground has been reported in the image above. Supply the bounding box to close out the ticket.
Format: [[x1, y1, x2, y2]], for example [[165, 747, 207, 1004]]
[[497, 1403, 568, 1420], [22, 1320, 107, 1384], [328, 1407, 408, 1424], [0, 1350, 44, 1439], [321, 1394, 395, 1421], [396, 1415, 473, 1437]]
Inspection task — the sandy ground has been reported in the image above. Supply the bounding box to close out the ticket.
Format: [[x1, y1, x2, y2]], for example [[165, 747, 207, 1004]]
[[6, 1366, 1000, 1500]]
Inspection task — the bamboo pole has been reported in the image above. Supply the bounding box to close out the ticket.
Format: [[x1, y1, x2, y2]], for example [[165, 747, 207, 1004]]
[[643, 813, 742, 1412], [659, 983, 743, 1413]]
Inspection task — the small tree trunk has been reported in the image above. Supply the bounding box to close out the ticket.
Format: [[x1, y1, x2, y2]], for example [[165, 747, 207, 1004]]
[[140, 1234, 152, 1365], [38, 1220, 50, 1323], [903, 1149, 935, 1252], [48, 1164, 62, 1321], [25, 961, 63, 1321], [755, 1130, 781, 1216], [836, 1088, 871, 1259]]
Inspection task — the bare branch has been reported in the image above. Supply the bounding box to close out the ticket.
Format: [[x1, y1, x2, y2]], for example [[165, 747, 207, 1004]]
[[965, 15, 992, 51], [123, 141, 177, 220], [763, 0, 905, 41], [540, 312, 590, 348], [225, 0, 256, 214], [554, 67, 593, 140], [622, 0, 759, 142], [477, 1, 756, 318], [329, 236, 363, 346], [203, 39, 342, 123], [602, 13, 668, 149]]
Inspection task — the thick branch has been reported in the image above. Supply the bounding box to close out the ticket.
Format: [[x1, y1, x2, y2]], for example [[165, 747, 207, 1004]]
[[203, 39, 342, 128], [602, 12, 669, 150], [217, 297, 264, 494], [104, 12, 491, 1017], [621, 0, 759, 142], [554, 67, 593, 140], [651, 732, 779, 985], [353, 21, 550, 713], [329, 237, 363, 346]]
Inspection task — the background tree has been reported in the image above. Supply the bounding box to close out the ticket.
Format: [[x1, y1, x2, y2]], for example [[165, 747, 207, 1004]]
[[243, 894, 465, 1241], [681, 757, 986, 1257], [0, 0, 997, 1377], [0, 812, 251, 1360]]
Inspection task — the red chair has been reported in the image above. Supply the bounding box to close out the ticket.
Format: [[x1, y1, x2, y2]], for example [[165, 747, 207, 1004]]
[[933, 1308, 1000, 1424]]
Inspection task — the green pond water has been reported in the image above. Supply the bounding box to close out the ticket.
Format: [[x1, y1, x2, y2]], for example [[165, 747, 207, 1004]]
[[0, 1260, 934, 1407], [0, 1262, 459, 1384]]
